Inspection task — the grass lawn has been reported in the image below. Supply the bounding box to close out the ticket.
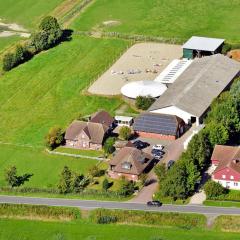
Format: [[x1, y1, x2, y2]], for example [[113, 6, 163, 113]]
[[204, 200, 240, 208], [54, 146, 104, 157], [0, 36, 129, 146], [71, 0, 240, 42], [0, 218, 240, 240], [0, 144, 98, 189], [0, 0, 65, 29]]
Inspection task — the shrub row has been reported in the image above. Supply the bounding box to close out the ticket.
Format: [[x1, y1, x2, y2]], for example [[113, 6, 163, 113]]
[[89, 209, 206, 229], [0, 203, 81, 221], [0, 187, 128, 200], [214, 215, 240, 232]]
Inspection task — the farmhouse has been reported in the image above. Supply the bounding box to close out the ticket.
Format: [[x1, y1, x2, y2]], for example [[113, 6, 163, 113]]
[[182, 36, 225, 59], [133, 112, 185, 140], [64, 111, 114, 150], [211, 145, 240, 190], [149, 54, 240, 126], [108, 147, 153, 181]]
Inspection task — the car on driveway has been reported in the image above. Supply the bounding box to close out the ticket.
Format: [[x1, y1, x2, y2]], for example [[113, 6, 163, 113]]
[[133, 140, 149, 149], [147, 201, 162, 207], [152, 144, 164, 150], [151, 149, 164, 159]]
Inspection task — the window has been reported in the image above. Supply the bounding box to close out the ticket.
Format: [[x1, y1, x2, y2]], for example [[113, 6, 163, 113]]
[[230, 176, 234, 180], [222, 175, 226, 179], [122, 162, 132, 170], [234, 182, 238, 187]]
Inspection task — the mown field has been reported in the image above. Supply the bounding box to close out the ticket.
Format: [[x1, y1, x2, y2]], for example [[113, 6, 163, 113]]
[[0, 36, 129, 146], [0, 0, 65, 29], [72, 0, 240, 42], [0, 144, 98, 189], [0, 218, 239, 240]]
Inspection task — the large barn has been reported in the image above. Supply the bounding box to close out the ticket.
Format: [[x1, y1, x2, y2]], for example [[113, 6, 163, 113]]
[[148, 54, 240, 126]]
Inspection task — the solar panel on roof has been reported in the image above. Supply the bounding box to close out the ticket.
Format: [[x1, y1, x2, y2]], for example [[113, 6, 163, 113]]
[[133, 113, 178, 135]]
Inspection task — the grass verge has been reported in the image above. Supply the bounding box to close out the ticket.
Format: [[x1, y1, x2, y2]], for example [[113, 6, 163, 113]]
[[204, 200, 240, 208], [214, 215, 240, 232]]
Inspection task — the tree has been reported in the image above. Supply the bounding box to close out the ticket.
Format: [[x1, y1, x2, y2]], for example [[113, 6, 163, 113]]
[[58, 166, 72, 194], [31, 16, 63, 52], [154, 164, 166, 183], [72, 173, 89, 193], [135, 96, 155, 110], [2, 53, 15, 71], [102, 178, 109, 191], [118, 177, 135, 196], [205, 122, 229, 147], [88, 165, 103, 178], [5, 166, 18, 187], [45, 126, 64, 150], [103, 137, 116, 155], [119, 126, 132, 140], [204, 180, 226, 199], [5, 166, 33, 187]]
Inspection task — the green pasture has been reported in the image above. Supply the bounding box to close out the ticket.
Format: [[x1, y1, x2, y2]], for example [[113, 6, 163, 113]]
[[0, 36, 129, 146], [72, 0, 240, 42], [0, 0, 64, 29], [0, 144, 98, 189], [0, 217, 239, 240]]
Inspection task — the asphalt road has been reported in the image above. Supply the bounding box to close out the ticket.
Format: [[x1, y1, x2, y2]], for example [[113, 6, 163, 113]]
[[0, 195, 240, 216]]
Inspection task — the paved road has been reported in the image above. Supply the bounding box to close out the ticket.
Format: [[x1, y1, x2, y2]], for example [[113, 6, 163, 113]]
[[1, 195, 240, 216]]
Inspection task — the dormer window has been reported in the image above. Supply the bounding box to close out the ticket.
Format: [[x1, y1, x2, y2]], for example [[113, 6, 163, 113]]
[[230, 176, 234, 180], [222, 175, 226, 179], [122, 162, 132, 170]]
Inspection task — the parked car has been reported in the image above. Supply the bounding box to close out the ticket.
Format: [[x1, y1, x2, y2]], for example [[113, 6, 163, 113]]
[[167, 160, 175, 169], [152, 144, 164, 150], [151, 149, 164, 159], [147, 201, 162, 207], [133, 140, 149, 149]]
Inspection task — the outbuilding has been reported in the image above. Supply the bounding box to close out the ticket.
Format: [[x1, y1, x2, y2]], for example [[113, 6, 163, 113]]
[[182, 36, 225, 59]]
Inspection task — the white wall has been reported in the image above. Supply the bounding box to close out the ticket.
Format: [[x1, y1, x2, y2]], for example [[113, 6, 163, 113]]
[[213, 178, 240, 190], [150, 106, 196, 124]]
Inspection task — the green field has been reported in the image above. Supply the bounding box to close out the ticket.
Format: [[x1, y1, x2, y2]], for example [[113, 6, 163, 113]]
[[0, 144, 98, 189], [0, 0, 64, 29], [71, 0, 240, 42], [0, 36, 129, 146], [0, 218, 239, 240]]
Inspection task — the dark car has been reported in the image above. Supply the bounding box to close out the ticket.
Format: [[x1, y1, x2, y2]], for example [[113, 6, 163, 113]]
[[151, 149, 164, 159], [147, 201, 162, 207], [167, 160, 175, 169], [133, 140, 149, 149]]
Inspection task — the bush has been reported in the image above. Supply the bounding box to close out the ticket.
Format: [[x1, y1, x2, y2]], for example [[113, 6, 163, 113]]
[[88, 165, 104, 178], [97, 215, 118, 224], [135, 96, 155, 110], [90, 209, 206, 228], [2, 53, 16, 71], [119, 126, 132, 140], [0, 204, 81, 221], [45, 126, 64, 150], [118, 177, 135, 196], [102, 178, 109, 191], [31, 16, 63, 52], [103, 137, 116, 155], [204, 180, 226, 199]]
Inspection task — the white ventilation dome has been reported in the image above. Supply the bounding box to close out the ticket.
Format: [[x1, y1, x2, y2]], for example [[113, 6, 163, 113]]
[[121, 80, 167, 99]]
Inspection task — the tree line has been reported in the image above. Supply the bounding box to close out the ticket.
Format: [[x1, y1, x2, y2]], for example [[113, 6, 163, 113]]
[[2, 16, 67, 72]]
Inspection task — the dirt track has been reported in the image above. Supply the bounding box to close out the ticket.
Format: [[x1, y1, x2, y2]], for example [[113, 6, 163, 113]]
[[88, 42, 182, 95]]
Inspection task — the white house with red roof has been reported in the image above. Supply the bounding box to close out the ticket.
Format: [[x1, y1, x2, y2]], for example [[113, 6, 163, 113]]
[[211, 145, 240, 190]]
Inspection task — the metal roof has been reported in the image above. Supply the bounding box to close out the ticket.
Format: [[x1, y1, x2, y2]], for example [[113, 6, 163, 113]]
[[182, 36, 225, 52], [115, 116, 133, 121], [149, 54, 240, 117], [133, 112, 181, 136]]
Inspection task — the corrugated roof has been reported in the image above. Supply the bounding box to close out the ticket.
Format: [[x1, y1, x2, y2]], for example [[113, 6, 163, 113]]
[[133, 112, 183, 136], [149, 54, 240, 117], [182, 36, 225, 52]]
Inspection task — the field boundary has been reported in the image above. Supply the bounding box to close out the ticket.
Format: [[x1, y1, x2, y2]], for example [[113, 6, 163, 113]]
[[46, 148, 107, 161]]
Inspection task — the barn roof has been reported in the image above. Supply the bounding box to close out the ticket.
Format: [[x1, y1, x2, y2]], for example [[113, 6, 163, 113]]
[[149, 54, 240, 117], [133, 112, 183, 136], [182, 36, 225, 52]]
